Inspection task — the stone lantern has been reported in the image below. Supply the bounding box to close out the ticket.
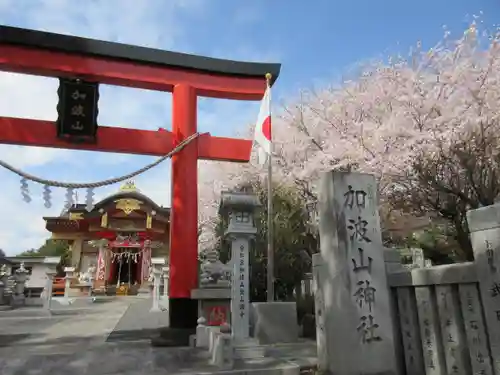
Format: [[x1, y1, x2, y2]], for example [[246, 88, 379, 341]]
[[11, 262, 30, 307], [218, 190, 261, 344], [14, 262, 30, 294]]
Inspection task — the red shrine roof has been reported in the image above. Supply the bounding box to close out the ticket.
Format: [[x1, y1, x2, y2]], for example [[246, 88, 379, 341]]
[[43, 182, 170, 237]]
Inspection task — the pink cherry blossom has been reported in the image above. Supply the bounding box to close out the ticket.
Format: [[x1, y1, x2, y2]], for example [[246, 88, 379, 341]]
[[199, 23, 500, 250]]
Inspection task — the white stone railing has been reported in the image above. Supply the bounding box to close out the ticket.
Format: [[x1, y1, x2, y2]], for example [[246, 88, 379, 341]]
[[311, 170, 500, 375], [386, 262, 487, 375], [381, 201, 500, 375]]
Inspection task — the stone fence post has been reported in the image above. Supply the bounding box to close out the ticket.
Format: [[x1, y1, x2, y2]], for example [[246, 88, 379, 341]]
[[44, 271, 56, 310], [162, 266, 169, 298], [43, 256, 60, 309], [150, 268, 162, 312], [467, 203, 500, 375], [64, 266, 75, 300]]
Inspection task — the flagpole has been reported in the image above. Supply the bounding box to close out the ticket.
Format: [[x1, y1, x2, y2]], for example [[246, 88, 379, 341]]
[[265, 73, 274, 302]]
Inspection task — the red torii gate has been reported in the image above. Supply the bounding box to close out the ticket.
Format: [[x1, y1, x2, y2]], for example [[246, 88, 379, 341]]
[[0, 26, 280, 328]]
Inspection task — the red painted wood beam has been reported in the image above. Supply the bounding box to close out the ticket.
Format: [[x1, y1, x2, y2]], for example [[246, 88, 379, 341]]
[[0, 117, 174, 156], [198, 136, 252, 162], [0, 116, 252, 162], [0, 45, 267, 101]]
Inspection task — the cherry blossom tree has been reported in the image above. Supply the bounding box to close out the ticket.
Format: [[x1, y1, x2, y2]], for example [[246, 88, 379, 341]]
[[199, 22, 500, 259]]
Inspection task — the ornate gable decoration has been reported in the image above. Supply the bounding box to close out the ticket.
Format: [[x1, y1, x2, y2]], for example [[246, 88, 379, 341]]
[[120, 180, 139, 193], [115, 199, 142, 215], [69, 212, 84, 221], [114, 180, 142, 215]]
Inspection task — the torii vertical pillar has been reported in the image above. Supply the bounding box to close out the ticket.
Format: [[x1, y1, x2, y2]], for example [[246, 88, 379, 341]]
[[169, 84, 199, 327]]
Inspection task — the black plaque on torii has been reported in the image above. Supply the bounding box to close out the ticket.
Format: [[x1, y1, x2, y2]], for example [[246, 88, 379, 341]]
[[56, 79, 99, 143]]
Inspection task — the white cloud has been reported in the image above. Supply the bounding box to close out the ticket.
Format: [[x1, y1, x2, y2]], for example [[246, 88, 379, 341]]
[[0, 0, 271, 255], [0, 178, 67, 253], [0, 0, 190, 255]]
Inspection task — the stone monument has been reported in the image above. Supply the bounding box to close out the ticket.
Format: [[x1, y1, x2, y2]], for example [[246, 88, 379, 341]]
[[314, 171, 398, 375]]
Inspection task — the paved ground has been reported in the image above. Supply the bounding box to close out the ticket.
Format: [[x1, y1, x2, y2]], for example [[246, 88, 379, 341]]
[[0, 297, 317, 375], [107, 297, 169, 342]]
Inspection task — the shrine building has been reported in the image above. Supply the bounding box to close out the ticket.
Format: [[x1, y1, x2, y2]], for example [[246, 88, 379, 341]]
[[43, 181, 169, 294]]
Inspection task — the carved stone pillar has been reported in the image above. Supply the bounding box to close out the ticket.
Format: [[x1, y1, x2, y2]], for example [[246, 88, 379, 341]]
[[219, 191, 260, 345]]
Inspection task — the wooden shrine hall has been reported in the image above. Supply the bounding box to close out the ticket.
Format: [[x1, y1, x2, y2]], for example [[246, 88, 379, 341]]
[[43, 181, 169, 295]]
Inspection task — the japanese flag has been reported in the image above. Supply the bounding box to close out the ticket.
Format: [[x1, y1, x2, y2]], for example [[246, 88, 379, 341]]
[[253, 86, 272, 165]]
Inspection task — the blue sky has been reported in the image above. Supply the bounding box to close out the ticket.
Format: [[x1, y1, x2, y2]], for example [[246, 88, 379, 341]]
[[0, 0, 496, 254]]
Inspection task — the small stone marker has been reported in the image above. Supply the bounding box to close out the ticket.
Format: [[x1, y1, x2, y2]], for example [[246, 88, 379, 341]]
[[316, 171, 397, 375], [196, 317, 209, 348], [467, 203, 500, 374]]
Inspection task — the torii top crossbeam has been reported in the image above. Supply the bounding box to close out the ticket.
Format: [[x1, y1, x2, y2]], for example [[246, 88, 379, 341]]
[[0, 25, 281, 329]]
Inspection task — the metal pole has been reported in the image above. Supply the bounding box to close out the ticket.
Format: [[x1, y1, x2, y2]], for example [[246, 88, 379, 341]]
[[265, 73, 274, 302], [267, 150, 274, 301]]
